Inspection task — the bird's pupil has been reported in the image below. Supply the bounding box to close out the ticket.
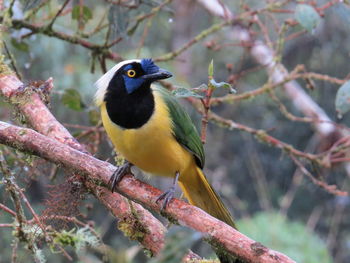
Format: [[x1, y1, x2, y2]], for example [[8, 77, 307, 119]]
[[127, 70, 136, 77]]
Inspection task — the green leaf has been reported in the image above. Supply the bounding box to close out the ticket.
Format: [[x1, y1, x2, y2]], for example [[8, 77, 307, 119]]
[[192, 83, 208, 92], [172, 87, 204, 99], [72, 5, 93, 22], [11, 38, 29, 52], [61, 89, 85, 111], [208, 59, 214, 77], [335, 80, 350, 118], [295, 4, 321, 32], [209, 79, 236, 94]]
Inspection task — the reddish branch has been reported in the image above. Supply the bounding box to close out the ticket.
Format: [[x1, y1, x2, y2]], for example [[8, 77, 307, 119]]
[[0, 120, 296, 263], [196, 0, 339, 138], [0, 63, 296, 262], [10, 19, 123, 62], [0, 73, 166, 256], [0, 223, 13, 227], [200, 81, 215, 144], [208, 112, 347, 196], [0, 203, 16, 216]]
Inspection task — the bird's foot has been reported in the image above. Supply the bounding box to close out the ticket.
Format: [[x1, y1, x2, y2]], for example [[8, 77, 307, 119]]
[[156, 171, 180, 210], [109, 161, 132, 192], [156, 186, 176, 210]]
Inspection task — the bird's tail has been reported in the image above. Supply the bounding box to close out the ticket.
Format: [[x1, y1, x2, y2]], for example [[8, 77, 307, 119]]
[[178, 165, 236, 229], [178, 165, 239, 263]]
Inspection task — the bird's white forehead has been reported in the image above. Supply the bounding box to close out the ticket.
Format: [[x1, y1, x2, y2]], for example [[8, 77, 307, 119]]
[[94, 59, 141, 106]]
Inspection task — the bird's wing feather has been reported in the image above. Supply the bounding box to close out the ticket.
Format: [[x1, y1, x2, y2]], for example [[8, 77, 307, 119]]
[[153, 86, 205, 168]]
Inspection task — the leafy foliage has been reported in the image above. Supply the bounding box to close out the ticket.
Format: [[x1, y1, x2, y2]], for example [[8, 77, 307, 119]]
[[61, 89, 85, 111], [238, 212, 332, 263], [335, 80, 350, 118], [172, 87, 204, 99], [295, 4, 321, 32], [209, 79, 235, 92], [71, 5, 93, 24], [11, 38, 29, 52], [208, 59, 214, 77], [52, 226, 100, 252]]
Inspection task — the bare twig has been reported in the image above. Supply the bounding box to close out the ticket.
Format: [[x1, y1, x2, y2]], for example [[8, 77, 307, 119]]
[[47, 0, 71, 29], [290, 155, 347, 196], [0, 203, 16, 216], [0, 223, 13, 227], [10, 19, 123, 62], [155, 20, 231, 62], [200, 74, 215, 144]]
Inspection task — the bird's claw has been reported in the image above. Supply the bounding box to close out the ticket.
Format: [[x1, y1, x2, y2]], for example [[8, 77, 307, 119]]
[[109, 161, 132, 192], [156, 186, 175, 210]]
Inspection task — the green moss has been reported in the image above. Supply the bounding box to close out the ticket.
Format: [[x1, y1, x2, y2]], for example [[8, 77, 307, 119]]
[[0, 60, 13, 76], [143, 248, 154, 258], [9, 87, 35, 106], [18, 129, 27, 136], [51, 226, 100, 252], [117, 201, 149, 243], [254, 129, 269, 144], [52, 229, 77, 247], [0, 32, 13, 76], [118, 218, 146, 241], [159, 210, 179, 225], [205, 237, 240, 263]]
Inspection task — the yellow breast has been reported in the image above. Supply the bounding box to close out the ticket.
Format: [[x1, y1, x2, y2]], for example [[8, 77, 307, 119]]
[[100, 89, 194, 177]]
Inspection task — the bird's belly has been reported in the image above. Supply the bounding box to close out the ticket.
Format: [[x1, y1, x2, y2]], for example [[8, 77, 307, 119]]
[[119, 130, 192, 177], [101, 102, 193, 177]]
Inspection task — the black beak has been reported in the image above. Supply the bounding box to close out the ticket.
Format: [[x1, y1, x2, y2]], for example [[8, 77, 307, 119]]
[[142, 69, 172, 81]]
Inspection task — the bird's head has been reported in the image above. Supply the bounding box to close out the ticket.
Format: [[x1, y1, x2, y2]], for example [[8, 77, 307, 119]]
[[95, 58, 172, 106]]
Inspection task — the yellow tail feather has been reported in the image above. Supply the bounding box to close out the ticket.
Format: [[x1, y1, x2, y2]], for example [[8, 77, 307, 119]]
[[178, 165, 236, 229]]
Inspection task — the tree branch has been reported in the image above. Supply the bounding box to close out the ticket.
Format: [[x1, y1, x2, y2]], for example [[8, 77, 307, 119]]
[[195, 0, 350, 177], [196, 0, 339, 138], [10, 19, 123, 62], [0, 73, 166, 256], [0, 120, 296, 263]]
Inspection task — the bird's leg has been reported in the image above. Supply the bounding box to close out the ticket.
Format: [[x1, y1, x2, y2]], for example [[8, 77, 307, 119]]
[[156, 171, 180, 210], [109, 160, 133, 193]]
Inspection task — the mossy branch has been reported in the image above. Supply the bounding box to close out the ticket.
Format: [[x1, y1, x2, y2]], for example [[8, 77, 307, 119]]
[[0, 120, 297, 263]]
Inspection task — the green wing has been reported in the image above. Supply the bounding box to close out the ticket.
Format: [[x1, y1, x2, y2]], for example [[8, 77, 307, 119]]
[[153, 87, 205, 168]]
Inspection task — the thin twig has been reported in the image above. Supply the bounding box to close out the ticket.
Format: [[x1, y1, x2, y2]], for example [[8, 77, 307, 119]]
[[3, 42, 22, 80], [0, 223, 13, 227], [0, 203, 16, 216], [12, 183, 47, 235], [48, 0, 71, 28], [155, 20, 231, 62], [290, 155, 347, 196], [11, 19, 123, 62]]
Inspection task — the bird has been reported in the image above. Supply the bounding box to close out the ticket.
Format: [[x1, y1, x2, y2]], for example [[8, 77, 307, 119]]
[[95, 59, 237, 262]]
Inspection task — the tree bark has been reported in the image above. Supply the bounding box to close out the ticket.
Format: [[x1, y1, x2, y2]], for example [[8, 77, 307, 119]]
[[0, 120, 296, 263], [0, 73, 166, 256]]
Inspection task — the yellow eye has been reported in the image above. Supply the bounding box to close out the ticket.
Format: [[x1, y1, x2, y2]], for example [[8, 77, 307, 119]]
[[126, 69, 136, 78]]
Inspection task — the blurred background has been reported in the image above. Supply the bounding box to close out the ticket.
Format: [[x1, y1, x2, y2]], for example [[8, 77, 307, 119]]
[[1, 0, 350, 262]]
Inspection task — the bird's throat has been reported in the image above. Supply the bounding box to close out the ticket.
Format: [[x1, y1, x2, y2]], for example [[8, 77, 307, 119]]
[[104, 83, 155, 129]]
